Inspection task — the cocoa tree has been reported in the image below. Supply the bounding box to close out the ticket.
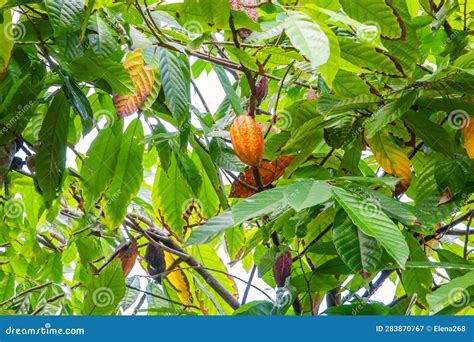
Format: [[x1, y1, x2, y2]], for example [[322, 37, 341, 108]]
[[0, 0, 473, 316]]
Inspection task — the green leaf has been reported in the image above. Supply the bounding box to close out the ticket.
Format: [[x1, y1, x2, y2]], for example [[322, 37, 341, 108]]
[[36, 91, 70, 207], [343, 184, 421, 226], [434, 154, 470, 196], [0, 273, 14, 302], [332, 70, 376, 97], [59, 70, 94, 133], [283, 181, 333, 212], [179, 0, 230, 32], [339, 0, 404, 39], [333, 208, 382, 273], [277, 100, 321, 130], [185, 211, 234, 246], [291, 273, 340, 292], [365, 91, 419, 138], [81, 121, 123, 211], [226, 46, 259, 72], [404, 111, 453, 155], [191, 244, 237, 312], [225, 225, 245, 261], [191, 138, 229, 210], [158, 49, 191, 127], [318, 21, 340, 87], [104, 119, 144, 227], [284, 12, 330, 69], [120, 276, 141, 311], [67, 53, 134, 95], [186, 181, 332, 245], [174, 150, 202, 196], [317, 94, 381, 115], [332, 187, 409, 267], [82, 261, 126, 315], [0, 10, 14, 80], [234, 301, 273, 315], [426, 271, 474, 313], [213, 65, 244, 115], [209, 138, 244, 172], [406, 261, 474, 271], [339, 38, 403, 76], [328, 303, 390, 315], [401, 233, 432, 305], [152, 155, 193, 237], [45, 0, 84, 33], [88, 11, 118, 58]]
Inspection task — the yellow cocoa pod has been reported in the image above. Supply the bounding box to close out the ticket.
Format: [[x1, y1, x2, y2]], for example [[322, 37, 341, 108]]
[[230, 115, 264, 166]]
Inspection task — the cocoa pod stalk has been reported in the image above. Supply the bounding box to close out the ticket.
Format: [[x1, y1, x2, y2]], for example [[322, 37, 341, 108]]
[[273, 251, 292, 287], [230, 115, 264, 166]]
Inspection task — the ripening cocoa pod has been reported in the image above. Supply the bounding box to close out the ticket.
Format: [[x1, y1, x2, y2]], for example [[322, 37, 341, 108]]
[[145, 242, 166, 284], [273, 251, 292, 287], [256, 76, 268, 104], [118, 243, 138, 277], [229, 0, 258, 39], [230, 115, 264, 167]]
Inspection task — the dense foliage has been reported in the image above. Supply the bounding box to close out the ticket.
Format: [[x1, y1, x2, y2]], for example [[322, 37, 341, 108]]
[[0, 0, 473, 316]]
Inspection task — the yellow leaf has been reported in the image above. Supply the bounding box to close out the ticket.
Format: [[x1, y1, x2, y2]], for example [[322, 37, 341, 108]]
[[113, 49, 156, 117], [163, 251, 192, 305], [462, 117, 474, 158], [366, 131, 412, 191]]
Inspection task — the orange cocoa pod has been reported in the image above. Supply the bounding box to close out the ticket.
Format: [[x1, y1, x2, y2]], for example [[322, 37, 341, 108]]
[[230, 115, 264, 166]]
